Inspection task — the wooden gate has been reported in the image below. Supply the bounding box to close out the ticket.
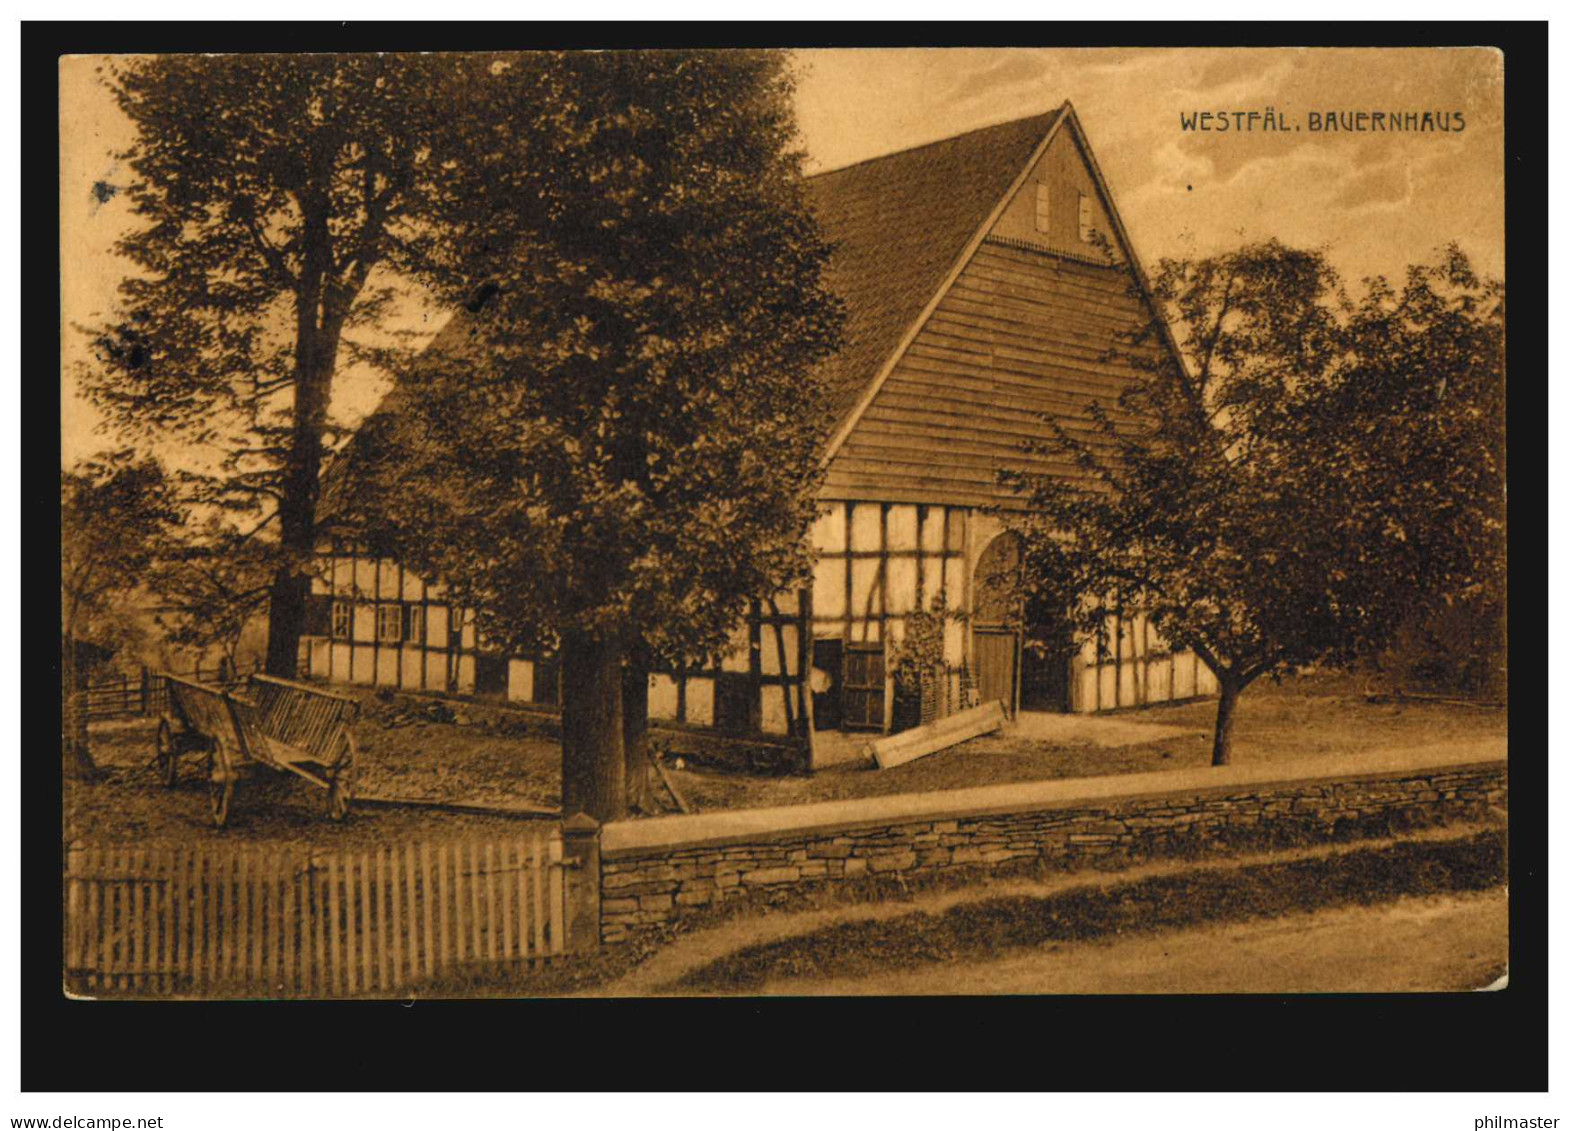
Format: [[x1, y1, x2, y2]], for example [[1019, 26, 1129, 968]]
[[64, 830, 572, 998]]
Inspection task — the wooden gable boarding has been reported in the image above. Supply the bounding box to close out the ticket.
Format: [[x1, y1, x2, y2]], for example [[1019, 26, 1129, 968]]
[[820, 109, 1167, 509]]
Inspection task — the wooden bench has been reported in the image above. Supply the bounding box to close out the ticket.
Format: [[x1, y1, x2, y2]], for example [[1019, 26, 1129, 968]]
[[155, 673, 360, 828]]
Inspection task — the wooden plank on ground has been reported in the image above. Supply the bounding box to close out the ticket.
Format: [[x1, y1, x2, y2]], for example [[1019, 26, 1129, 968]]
[[869, 700, 1007, 770]]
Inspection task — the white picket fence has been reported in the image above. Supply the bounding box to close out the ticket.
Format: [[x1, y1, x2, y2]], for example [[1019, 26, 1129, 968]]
[[64, 830, 569, 997]]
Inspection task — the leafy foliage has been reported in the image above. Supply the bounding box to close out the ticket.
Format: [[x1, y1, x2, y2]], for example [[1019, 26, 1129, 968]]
[[346, 50, 843, 671], [146, 516, 276, 671], [338, 50, 843, 819], [61, 452, 183, 640], [76, 54, 548, 674], [888, 594, 966, 696], [61, 452, 184, 775], [1000, 241, 1504, 763]]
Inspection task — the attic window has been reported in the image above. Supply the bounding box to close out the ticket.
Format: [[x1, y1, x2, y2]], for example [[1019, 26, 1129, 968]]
[[1078, 193, 1093, 243], [1034, 183, 1050, 233]]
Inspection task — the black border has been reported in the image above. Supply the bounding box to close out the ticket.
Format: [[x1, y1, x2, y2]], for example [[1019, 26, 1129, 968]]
[[29, 21, 1543, 1094]]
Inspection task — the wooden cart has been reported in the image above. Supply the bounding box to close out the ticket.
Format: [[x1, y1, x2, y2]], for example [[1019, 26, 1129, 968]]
[[154, 673, 360, 828]]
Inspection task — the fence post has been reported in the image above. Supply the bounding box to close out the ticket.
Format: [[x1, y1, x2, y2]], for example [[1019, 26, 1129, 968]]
[[559, 813, 602, 953], [140, 667, 151, 716]]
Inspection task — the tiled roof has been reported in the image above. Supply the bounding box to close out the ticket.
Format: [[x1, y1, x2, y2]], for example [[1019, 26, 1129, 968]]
[[805, 107, 1065, 433], [320, 107, 1067, 515]]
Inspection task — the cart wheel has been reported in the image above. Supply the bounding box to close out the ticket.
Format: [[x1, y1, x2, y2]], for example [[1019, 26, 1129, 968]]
[[208, 749, 234, 829], [328, 728, 356, 821], [154, 718, 179, 788]]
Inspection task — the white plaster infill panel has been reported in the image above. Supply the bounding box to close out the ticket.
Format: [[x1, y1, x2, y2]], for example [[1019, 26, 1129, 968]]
[[600, 738, 1507, 860]]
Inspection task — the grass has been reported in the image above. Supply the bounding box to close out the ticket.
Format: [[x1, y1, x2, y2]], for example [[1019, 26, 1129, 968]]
[[668, 672, 1507, 813], [68, 672, 1505, 846], [66, 718, 547, 849], [334, 818, 1506, 998], [666, 828, 1508, 994]]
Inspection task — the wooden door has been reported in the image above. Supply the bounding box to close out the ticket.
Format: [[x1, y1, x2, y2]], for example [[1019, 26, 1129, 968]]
[[973, 628, 1018, 716], [842, 643, 886, 730]]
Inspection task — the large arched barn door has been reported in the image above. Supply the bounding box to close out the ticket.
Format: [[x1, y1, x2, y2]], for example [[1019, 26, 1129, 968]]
[[971, 532, 1073, 715], [972, 533, 1023, 716]]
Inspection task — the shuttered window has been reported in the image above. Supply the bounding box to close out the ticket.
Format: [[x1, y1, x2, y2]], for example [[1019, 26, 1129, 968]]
[[404, 605, 425, 645], [1034, 183, 1050, 233], [1078, 192, 1093, 242], [842, 642, 887, 730]]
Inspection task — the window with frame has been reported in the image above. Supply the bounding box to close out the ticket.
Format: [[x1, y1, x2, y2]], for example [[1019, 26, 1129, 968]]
[[376, 603, 402, 643], [1078, 192, 1093, 243], [331, 600, 351, 639], [404, 604, 425, 645], [1034, 182, 1050, 233]]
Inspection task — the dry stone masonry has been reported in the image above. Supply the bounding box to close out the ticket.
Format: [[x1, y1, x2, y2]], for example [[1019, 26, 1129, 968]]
[[596, 746, 1507, 943]]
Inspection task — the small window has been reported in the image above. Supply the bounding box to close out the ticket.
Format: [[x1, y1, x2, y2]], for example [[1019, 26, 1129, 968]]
[[1078, 192, 1093, 243], [331, 601, 351, 640], [376, 603, 402, 643], [1034, 183, 1050, 233], [404, 605, 425, 645]]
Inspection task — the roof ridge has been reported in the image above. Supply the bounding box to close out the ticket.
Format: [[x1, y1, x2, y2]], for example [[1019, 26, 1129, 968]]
[[806, 103, 1066, 181]]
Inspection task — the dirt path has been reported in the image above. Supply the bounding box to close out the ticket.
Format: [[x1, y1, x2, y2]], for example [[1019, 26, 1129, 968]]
[[590, 825, 1503, 997], [754, 888, 1507, 995]]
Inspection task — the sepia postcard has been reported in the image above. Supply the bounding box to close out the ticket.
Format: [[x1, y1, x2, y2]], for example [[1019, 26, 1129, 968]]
[[58, 44, 1509, 1010]]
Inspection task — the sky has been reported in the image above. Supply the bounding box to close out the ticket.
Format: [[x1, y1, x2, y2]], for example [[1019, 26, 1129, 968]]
[[60, 47, 1504, 469]]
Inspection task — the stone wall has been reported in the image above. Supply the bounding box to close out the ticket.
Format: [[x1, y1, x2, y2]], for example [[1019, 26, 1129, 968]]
[[596, 745, 1507, 943]]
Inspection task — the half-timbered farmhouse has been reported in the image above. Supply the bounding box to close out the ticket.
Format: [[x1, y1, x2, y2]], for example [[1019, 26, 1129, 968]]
[[304, 102, 1218, 743]]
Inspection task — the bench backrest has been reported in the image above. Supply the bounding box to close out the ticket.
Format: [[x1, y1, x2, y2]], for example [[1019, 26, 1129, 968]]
[[245, 674, 360, 764]]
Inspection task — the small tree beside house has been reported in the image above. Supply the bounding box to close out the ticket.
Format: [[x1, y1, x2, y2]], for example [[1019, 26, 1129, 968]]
[[61, 453, 182, 776], [339, 50, 843, 821], [146, 515, 276, 680], [1001, 240, 1504, 766]]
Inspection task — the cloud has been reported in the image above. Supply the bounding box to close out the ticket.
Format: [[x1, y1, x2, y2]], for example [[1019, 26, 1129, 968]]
[[944, 50, 1052, 105]]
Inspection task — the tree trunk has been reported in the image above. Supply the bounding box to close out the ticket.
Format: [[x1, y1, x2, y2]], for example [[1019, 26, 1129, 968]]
[[1210, 678, 1241, 767], [264, 204, 346, 679], [560, 631, 627, 823], [623, 646, 651, 813], [264, 571, 309, 678]]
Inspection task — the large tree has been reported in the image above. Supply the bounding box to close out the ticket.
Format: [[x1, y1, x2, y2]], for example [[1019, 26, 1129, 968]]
[[1000, 241, 1504, 766], [344, 50, 843, 821], [80, 54, 528, 677], [61, 452, 182, 776]]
